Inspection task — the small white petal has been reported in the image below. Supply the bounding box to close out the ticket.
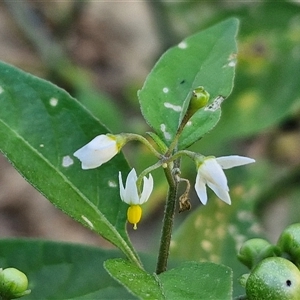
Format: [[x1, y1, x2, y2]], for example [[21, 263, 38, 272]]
[[124, 169, 139, 205], [118, 168, 153, 206], [194, 155, 255, 205], [140, 174, 153, 204], [207, 182, 231, 205], [200, 158, 228, 190], [118, 172, 126, 202], [195, 172, 208, 205], [74, 135, 118, 169], [216, 156, 255, 170]]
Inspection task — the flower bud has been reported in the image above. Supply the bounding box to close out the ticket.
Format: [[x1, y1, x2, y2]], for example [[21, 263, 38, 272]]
[[238, 238, 281, 270], [74, 134, 125, 169], [186, 86, 210, 117], [0, 267, 31, 299], [277, 223, 300, 268]]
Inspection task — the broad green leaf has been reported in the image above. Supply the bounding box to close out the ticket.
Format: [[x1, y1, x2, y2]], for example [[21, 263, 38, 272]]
[[138, 18, 238, 149], [158, 261, 232, 300], [0, 239, 136, 299], [0, 61, 140, 266], [170, 183, 264, 297], [191, 2, 300, 154], [104, 258, 165, 300]]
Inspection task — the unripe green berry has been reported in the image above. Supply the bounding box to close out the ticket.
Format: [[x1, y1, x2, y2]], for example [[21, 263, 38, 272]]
[[238, 238, 281, 270], [246, 257, 300, 300], [277, 223, 300, 268], [0, 268, 31, 299]]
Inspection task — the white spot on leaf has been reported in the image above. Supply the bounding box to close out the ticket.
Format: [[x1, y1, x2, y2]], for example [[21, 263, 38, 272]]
[[186, 121, 192, 126], [228, 224, 247, 251], [170, 240, 176, 249], [204, 96, 225, 112], [39, 144, 44, 148], [224, 53, 237, 68], [164, 102, 182, 112], [249, 223, 263, 235], [108, 180, 117, 188], [178, 41, 188, 49], [81, 215, 94, 229], [201, 240, 213, 252], [194, 215, 202, 229], [0, 86, 4, 94], [49, 97, 58, 107], [209, 254, 220, 263], [228, 60, 236, 67], [160, 124, 171, 140], [237, 210, 253, 222], [163, 87, 169, 93], [62, 155, 74, 167]]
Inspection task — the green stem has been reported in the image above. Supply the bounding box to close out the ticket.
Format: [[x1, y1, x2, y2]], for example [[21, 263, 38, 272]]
[[164, 114, 193, 156], [156, 160, 180, 274], [168, 149, 199, 162], [136, 161, 163, 194], [165, 128, 183, 157], [123, 133, 162, 159]]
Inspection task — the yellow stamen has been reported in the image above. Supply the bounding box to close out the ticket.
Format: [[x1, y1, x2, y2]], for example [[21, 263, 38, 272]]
[[127, 205, 142, 230]]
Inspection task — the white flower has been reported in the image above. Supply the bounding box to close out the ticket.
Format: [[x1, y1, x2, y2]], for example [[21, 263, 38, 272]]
[[195, 155, 255, 205], [74, 134, 121, 169], [119, 168, 153, 229]]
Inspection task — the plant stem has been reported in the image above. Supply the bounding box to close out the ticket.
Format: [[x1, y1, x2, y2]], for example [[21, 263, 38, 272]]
[[136, 161, 163, 194], [156, 160, 180, 274], [124, 133, 162, 159], [164, 112, 193, 156]]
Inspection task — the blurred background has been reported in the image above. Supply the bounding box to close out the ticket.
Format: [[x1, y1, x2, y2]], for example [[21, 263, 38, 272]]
[[0, 0, 300, 296]]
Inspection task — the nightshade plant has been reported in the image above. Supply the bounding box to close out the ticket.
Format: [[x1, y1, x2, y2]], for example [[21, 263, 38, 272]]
[[0, 18, 261, 299]]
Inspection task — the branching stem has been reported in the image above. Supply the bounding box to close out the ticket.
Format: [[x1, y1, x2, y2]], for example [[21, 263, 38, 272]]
[[123, 133, 162, 159]]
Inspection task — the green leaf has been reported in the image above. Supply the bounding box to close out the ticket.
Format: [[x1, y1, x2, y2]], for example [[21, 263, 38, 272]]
[[0, 239, 136, 299], [0, 61, 140, 266], [138, 18, 238, 149], [104, 259, 233, 300], [158, 261, 232, 300], [194, 2, 300, 153], [104, 258, 165, 300]]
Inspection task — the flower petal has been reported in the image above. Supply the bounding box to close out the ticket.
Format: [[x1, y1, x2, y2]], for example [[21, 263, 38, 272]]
[[207, 182, 231, 205], [216, 156, 255, 170], [124, 169, 139, 205], [118, 171, 126, 202], [73, 135, 118, 169], [140, 174, 153, 204], [195, 172, 208, 205], [200, 158, 228, 190]]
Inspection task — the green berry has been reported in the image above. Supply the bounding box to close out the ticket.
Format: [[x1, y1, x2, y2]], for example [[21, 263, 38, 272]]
[[246, 257, 300, 300], [0, 267, 30, 299], [277, 223, 300, 268], [238, 238, 281, 270]]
